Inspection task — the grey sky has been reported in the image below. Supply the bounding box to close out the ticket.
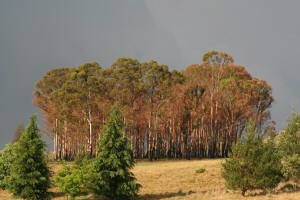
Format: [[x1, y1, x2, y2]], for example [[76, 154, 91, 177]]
[[1, 0, 300, 149]]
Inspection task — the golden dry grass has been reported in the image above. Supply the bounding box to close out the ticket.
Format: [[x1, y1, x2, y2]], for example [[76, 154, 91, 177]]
[[1, 159, 300, 200]]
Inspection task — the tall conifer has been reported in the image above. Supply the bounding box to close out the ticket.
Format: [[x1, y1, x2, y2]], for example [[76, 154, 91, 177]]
[[90, 108, 140, 200], [7, 115, 51, 200]]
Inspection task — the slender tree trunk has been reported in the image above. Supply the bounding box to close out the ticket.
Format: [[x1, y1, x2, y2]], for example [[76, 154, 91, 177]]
[[88, 119, 92, 155], [148, 98, 153, 161], [54, 118, 58, 160], [88, 89, 93, 156]]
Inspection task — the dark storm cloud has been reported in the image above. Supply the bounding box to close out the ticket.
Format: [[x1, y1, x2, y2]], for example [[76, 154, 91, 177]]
[[145, 0, 300, 129], [0, 0, 182, 148], [1, 0, 300, 148]]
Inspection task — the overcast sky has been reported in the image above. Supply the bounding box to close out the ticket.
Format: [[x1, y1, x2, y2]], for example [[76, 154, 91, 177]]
[[1, 0, 300, 149]]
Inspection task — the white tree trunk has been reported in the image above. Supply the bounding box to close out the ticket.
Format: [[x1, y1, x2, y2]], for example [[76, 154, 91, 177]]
[[87, 89, 93, 155], [89, 119, 92, 154], [54, 118, 58, 160]]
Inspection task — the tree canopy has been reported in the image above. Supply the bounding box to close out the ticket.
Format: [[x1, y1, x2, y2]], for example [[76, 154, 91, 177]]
[[33, 51, 274, 160]]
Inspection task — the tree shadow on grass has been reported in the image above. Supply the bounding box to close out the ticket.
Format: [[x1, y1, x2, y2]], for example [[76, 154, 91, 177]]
[[50, 191, 65, 198], [247, 190, 267, 197], [50, 191, 196, 200], [278, 183, 300, 194], [244, 184, 300, 197], [138, 190, 195, 200], [77, 194, 109, 200], [50, 192, 104, 200]]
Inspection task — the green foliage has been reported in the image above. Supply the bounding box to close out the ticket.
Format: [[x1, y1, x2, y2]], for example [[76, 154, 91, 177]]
[[89, 108, 141, 200], [222, 122, 282, 196], [202, 51, 234, 66], [7, 115, 51, 200], [278, 108, 300, 182], [55, 165, 88, 200], [220, 76, 235, 88], [195, 168, 206, 173], [56, 154, 94, 200], [281, 154, 300, 181], [0, 144, 14, 190], [74, 152, 90, 166]]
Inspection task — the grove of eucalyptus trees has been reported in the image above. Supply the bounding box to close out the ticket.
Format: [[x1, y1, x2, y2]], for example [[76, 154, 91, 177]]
[[33, 51, 274, 160]]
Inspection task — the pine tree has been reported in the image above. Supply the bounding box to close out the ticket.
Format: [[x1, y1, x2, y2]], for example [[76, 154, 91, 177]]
[[0, 144, 14, 190], [278, 108, 300, 185], [222, 121, 282, 196], [90, 108, 141, 200], [7, 115, 51, 200]]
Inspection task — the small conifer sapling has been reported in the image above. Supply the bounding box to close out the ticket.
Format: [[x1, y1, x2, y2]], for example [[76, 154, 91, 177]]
[[222, 121, 282, 196]]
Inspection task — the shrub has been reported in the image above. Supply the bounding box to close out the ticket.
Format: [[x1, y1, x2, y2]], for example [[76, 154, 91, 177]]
[[278, 109, 300, 184], [74, 152, 90, 166], [222, 121, 282, 196], [0, 144, 14, 190], [281, 154, 300, 182], [55, 165, 88, 200], [89, 108, 141, 200], [195, 168, 206, 173], [7, 115, 51, 200]]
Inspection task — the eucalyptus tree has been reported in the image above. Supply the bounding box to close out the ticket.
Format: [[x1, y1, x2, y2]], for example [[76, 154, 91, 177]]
[[33, 52, 274, 160], [34, 67, 70, 159], [141, 60, 173, 160], [56, 62, 105, 156], [11, 123, 24, 144], [109, 58, 146, 157]]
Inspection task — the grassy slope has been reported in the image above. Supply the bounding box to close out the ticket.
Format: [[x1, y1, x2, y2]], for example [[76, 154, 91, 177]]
[[1, 159, 300, 200]]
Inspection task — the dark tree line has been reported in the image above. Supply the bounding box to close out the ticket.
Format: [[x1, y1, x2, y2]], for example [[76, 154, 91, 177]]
[[33, 51, 274, 160]]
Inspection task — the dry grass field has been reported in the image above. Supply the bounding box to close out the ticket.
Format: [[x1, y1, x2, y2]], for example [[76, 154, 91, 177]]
[[1, 159, 300, 200]]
